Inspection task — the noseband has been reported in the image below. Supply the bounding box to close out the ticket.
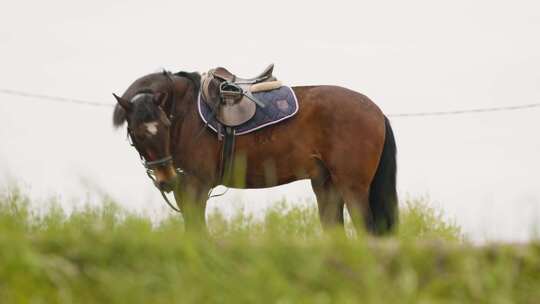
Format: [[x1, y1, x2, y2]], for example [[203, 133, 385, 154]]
[[142, 153, 174, 171]]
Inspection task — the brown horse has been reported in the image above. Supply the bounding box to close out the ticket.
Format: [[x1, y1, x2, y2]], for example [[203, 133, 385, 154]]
[[112, 70, 397, 234]]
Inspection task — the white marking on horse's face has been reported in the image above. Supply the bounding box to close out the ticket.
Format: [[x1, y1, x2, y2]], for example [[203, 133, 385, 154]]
[[144, 122, 159, 136]]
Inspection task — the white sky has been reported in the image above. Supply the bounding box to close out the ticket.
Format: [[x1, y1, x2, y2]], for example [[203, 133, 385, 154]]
[[1, 0, 539, 242]]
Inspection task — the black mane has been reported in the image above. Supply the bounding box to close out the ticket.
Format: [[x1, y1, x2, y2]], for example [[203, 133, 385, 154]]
[[173, 70, 201, 94], [112, 70, 201, 128], [130, 93, 160, 126]]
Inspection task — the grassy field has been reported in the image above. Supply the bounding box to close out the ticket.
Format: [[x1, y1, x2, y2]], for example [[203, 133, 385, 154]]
[[0, 187, 539, 303]]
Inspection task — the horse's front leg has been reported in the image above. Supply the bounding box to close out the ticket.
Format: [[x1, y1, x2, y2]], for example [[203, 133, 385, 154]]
[[173, 175, 210, 232]]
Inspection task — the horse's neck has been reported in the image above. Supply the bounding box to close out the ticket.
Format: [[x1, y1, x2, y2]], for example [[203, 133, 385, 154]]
[[170, 77, 197, 141], [170, 78, 219, 179]]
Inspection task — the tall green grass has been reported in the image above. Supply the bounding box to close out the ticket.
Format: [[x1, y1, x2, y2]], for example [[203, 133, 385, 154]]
[[0, 187, 538, 303]]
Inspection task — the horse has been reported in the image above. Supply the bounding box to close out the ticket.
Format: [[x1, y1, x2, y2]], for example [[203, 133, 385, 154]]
[[112, 69, 398, 235]]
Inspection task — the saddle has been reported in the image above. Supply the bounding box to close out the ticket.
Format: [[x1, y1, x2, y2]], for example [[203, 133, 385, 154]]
[[201, 64, 282, 127]]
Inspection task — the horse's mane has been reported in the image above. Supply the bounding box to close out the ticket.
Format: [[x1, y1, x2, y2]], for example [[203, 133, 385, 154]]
[[112, 70, 201, 128], [173, 71, 201, 93], [130, 93, 161, 126]]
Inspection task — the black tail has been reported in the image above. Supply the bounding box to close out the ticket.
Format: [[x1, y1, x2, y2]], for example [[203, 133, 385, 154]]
[[368, 116, 398, 235]]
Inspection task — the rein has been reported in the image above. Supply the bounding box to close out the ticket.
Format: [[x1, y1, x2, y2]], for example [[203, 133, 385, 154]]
[[126, 129, 182, 213]]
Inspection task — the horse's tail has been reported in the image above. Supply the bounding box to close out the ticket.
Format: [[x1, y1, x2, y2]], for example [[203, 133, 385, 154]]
[[368, 116, 398, 235]]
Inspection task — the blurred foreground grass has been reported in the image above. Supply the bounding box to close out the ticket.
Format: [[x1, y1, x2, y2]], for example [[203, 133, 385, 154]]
[[0, 187, 539, 303]]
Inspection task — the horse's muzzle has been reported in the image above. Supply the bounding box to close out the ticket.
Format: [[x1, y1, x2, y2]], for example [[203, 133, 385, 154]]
[[149, 165, 179, 193], [155, 176, 177, 193]]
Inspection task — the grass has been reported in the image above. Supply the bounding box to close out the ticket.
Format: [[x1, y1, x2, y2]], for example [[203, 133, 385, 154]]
[[0, 187, 539, 303]]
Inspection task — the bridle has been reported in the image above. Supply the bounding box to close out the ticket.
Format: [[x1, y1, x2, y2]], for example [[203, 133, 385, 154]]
[[125, 72, 228, 214], [126, 126, 183, 213], [125, 73, 184, 213], [126, 129, 175, 171]]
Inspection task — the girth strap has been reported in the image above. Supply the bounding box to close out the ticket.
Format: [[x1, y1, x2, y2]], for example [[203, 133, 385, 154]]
[[219, 126, 236, 185]]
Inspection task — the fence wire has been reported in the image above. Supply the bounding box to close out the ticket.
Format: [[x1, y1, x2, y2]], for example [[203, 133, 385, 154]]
[[2, 88, 540, 118]]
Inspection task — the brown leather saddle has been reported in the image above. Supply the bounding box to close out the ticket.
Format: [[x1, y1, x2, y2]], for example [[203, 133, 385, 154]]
[[201, 64, 282, 127], [200, 64, 283, 185]]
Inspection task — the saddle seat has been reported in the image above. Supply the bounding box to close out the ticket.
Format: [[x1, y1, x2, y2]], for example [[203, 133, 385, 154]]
[[213, 64, 276, 84], [201, 64, 283, 127]]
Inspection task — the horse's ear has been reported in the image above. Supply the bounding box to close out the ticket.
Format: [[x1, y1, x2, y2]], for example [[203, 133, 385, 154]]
[[153, 92, 168, 108], [113, 93, 131, 111]]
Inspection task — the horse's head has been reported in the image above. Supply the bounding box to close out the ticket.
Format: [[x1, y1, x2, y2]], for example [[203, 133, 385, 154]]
[[113, 90, 178, 192], [112, 71, 201, 194]]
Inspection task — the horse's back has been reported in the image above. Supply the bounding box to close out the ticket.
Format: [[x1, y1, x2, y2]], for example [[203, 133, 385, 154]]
[[292, 85, 385, 124], [235, 85, 387, 188], [291, 85, 386, 147]]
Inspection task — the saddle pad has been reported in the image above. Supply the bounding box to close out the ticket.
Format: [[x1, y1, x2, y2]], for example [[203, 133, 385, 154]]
[[198, 86, 299, 135]]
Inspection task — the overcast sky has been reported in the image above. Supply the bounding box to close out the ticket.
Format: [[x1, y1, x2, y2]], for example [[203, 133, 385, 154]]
[[1, 0, 539, 242]]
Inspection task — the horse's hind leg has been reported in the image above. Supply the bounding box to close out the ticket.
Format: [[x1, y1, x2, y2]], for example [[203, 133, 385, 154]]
[[310, 163, 344, 230], [337, 181, 376, 234], [312, 180, 345, 229]]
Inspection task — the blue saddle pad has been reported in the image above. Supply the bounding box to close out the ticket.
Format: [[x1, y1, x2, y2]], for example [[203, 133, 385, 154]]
[[198, 86, 299, 135]]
